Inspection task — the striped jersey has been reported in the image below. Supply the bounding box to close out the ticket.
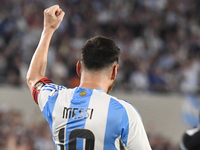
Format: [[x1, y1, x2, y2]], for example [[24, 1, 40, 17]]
[[32, 78, 152, 150]]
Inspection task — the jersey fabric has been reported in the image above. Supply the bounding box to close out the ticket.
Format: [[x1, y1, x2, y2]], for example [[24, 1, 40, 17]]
[[32, 78, 152, 150]]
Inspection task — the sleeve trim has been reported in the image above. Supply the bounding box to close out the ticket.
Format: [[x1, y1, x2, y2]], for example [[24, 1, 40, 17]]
[[31, 78, 53, 104]]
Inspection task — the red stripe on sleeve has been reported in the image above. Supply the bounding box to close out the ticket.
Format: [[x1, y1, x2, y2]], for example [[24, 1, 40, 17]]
[[31, 78, 53, 104]]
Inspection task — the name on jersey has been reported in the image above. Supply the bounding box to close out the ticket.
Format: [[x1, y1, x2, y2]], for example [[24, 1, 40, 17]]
[[62, 107, 94, 119]]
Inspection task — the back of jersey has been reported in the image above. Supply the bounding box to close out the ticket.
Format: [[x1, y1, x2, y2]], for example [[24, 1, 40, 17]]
[[38, 83, 151, 150]]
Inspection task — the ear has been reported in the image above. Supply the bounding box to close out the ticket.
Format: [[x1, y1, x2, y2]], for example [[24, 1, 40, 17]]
[[76, 61, 82, 77], [111, 64, 119, 80]]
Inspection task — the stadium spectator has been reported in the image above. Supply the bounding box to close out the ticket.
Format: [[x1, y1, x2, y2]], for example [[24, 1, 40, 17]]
[[1, 0, 200, 94]]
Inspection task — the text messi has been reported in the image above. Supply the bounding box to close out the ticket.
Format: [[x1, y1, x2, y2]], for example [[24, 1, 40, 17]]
[[62, 107, 94, 119]]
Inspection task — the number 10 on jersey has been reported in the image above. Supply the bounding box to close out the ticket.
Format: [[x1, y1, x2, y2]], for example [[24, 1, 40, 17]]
[[58, 128, 95, 150]]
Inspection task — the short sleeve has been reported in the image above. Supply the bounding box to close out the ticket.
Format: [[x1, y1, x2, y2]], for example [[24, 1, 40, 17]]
[[119, 101, 152, 150]]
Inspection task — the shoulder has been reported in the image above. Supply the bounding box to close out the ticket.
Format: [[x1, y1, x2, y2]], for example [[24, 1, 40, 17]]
[[40, 83, 77, 99], [41, 83, 66, 92], [38, 84, 75, 111], [109, 95, 142, 121]]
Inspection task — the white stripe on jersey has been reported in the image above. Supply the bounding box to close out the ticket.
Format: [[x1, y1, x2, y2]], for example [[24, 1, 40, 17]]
[[52, 88, 75, 147], [84, 89, 111, 150], [118, 100, 151, 150]]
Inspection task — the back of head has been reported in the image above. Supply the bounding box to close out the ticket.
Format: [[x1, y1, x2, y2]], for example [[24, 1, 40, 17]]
[[180, 128, 200, 150], [81, 36, 120, 71]]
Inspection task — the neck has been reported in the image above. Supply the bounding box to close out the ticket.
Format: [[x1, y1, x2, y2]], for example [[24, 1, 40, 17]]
[[79, 82, 107, 92], [79, 71, 110, 93]]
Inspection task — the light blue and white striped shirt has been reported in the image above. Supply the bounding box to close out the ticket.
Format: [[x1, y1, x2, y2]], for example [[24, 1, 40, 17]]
[[37, 82, 151, 150]]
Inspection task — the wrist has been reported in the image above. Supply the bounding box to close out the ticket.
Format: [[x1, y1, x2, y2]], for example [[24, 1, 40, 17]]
[[43, 27, 55, 35]]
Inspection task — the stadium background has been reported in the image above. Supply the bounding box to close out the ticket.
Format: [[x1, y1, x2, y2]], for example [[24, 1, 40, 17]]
[[0, 0, 200, 149]]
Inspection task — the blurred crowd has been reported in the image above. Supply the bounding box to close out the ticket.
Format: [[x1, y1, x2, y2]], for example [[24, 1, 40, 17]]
[[1, 0, 200, 94], [0, 108, 54, 150], [0, 108, 180, 150]]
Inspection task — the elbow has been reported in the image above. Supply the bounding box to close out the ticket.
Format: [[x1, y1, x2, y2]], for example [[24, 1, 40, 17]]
[[26, 73, 33, 88], [26, 72, 38, 88], [26, 72, 44, 89]]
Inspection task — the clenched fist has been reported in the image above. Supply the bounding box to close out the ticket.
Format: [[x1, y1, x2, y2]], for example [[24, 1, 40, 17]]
[[44, 5, 65, 31]]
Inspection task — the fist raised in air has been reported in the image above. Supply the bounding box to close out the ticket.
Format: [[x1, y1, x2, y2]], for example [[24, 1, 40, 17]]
[[43, 5, 65, 30]]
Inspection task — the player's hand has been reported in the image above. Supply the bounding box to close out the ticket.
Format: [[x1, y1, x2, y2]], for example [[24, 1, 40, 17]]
[[43, 5, 65, 31]]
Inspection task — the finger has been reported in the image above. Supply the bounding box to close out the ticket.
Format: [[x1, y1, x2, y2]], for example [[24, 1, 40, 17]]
[[44, 5, 59, 12], [47, 5, 60, 16]]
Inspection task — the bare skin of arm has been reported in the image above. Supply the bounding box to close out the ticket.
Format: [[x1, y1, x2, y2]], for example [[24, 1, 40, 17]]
[[26, 5, 65, 91]]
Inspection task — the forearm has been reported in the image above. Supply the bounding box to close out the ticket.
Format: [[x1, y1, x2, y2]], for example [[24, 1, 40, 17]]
[[27, 5, 65, 91], [26, 28, 54, 90]]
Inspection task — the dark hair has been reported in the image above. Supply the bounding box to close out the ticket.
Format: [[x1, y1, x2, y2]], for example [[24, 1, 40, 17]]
[[81, 36, 120, 70]]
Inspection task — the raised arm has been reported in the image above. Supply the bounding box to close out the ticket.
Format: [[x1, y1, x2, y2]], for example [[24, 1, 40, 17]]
[[26, 5, 65, 91]]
